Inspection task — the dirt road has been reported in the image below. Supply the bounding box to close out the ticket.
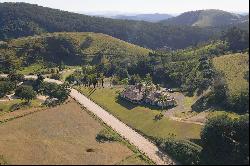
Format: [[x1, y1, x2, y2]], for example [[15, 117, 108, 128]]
[[70, 89, 175, 165]]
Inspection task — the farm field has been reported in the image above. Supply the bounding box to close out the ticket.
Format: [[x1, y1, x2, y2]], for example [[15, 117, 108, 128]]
[[212, 53, 249, 99], [0, 100, 151, 165], [76, 86, 203, 140]]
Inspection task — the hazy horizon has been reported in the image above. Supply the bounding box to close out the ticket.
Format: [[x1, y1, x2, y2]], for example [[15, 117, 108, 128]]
[[0, 0, 249, 15]]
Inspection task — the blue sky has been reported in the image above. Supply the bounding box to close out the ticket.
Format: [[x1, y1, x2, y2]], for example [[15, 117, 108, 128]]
[[1, 0, 249, 14]]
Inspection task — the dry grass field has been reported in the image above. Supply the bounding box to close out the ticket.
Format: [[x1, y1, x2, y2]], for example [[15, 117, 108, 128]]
[[212, 53, 249, 99], [0, 100, 150, 165]]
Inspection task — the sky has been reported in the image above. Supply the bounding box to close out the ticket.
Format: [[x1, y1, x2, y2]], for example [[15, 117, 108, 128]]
[[1, 0, 249, 15]]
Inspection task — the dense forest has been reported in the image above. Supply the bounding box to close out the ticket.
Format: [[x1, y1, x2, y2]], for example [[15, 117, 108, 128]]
[[0, 2, 230, 50]]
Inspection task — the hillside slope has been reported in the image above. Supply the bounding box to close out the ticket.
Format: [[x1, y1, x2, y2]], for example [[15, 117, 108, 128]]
[[212, 53, 249, 98], [0, 2, 219, 49], [160, 9, 249, 27], [212, 53, 249, 112], [0, 32, 150, 72]]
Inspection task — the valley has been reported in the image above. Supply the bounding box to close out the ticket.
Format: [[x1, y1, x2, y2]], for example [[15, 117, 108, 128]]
[[0, 1, 249, 165]]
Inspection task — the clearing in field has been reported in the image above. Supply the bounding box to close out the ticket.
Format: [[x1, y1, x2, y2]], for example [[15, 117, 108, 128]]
[[0, 100, 150, 165], [76, 86, 203, 140]]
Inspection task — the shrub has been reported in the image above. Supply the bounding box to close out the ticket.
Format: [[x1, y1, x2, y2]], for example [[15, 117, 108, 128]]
[[50, 73, 62, 80], [111, 76, 120, 85], [15, 85, 36, 103], [42, 82, 70, 103], [7, 72, 24, 83], [200, 114, 249, 165], [65, 74, 77, 84], [156, 138, 202, 165], [0, 81, 15, 97], [9, 103, 22, 112], [96, 129, 120, 143], [154, 113, 164, 121]]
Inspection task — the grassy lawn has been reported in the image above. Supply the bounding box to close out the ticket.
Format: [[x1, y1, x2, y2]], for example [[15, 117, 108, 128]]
[[76, 86, 202, 140], [0, 100, 151, 165], [0, 99, 42, 116], [174, 111, 198, 119], [207, 108, 242, 119], [18, 64, 44, 75], [183, 96, 197, 108], [61, 67, 81, 81]]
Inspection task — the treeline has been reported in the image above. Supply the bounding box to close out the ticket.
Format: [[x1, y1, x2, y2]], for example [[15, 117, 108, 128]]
[[0, 2, 220, 49], [155, 113, 249, 165]]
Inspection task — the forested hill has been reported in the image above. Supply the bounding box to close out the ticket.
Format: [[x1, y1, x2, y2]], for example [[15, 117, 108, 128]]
[[0, 32, 150, 72], [160, 9, 249, 28], [0, 2, 219, 50]]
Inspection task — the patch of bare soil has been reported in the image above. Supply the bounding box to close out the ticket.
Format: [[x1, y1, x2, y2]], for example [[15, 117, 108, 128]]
[[164, 91, 210, 125], [0, 101, 133, 165]]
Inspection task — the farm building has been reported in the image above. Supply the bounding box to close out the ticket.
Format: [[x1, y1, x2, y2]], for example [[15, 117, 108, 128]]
[[120, 84, 176, 108], [120, 85, 144, 103]]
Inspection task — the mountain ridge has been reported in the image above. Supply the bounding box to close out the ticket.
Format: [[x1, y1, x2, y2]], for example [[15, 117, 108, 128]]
[[110, 13, 173, 22], [160, 9, 249, 27], [0, 2, 221, 50]]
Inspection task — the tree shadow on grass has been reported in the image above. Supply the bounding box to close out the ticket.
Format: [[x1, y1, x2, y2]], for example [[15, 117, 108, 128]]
[[84, 87, 96, 97]]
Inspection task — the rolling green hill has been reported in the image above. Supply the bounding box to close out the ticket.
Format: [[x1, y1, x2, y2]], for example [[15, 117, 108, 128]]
[[212, 53, 249, 99], [0, 2, 220, 50], [0, 32, 150, 72], [212, 53, 249, 112], [161, 9, 249, 28]]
